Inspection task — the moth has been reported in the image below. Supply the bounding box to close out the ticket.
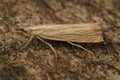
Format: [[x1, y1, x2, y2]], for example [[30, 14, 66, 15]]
[[21, 23, 103, 58]]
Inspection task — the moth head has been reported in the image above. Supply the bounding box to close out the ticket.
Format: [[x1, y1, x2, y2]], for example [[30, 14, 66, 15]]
[[23, 27, 33, 35]]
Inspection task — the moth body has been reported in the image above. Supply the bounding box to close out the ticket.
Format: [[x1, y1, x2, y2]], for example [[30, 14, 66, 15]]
[[24, 23, 103, 43]]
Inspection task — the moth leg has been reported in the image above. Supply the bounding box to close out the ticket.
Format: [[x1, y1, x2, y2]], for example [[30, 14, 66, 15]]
[[37, 36, 57, 58], [67, 42, 94, 54], [20, 35, 34, 50]]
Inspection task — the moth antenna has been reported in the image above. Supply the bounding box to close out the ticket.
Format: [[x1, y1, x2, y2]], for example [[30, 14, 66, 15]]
[[37, 36, 57, 58], [20, 35, 34, 50], [67, 42, 94, 55]]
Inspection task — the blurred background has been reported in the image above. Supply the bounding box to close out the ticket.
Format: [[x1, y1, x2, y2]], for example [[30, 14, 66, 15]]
[[0, 0, 120, 80]]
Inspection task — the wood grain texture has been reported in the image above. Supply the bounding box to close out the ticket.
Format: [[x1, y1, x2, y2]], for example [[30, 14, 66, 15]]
[[25, 23, 103, 43]]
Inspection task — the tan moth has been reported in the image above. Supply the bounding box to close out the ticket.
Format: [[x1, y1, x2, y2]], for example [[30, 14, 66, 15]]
[[21, 23, 103, 58]]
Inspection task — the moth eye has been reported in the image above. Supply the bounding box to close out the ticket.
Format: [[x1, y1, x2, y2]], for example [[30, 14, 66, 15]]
[[27, 30, 33, 35]]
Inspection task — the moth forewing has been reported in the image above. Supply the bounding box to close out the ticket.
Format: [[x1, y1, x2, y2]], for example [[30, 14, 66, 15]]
[[25, 23, 103, 43]]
